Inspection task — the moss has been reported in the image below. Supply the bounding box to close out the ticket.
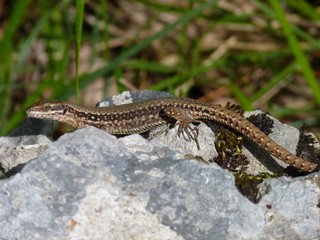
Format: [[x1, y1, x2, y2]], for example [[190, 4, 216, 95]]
[[214, 126, 249, 172], [212, 122, 285, 203], [234, 172, 282, 203], [210, 112, 318, 202], [296, 128, 320, 165], [247, 112, 274, 135]]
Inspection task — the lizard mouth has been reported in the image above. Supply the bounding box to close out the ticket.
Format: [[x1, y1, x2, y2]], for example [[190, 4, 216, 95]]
[[26, 109, 54, 120], [26, 108, 37, 118]]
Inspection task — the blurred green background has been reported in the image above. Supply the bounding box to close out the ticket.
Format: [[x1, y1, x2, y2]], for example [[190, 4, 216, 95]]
[[1, 0, 320, 136]]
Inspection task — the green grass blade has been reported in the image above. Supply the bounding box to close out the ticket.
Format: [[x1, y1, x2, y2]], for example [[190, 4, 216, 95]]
[[150, 57, 227, 91], [252, 0, 319, 43], [101, 0, 110, 60], [228, 84, 252, 111], [52, 0, 220, 100], [286, 0, 320, 21], [122, 60, 177, 73], [0, 0, 31, 134], [270, 0, 320, 106], [13, 12, 49, 78], [0, 0, 31, 56], [75, 0, 85, 103], [251, 61, 297, 102]]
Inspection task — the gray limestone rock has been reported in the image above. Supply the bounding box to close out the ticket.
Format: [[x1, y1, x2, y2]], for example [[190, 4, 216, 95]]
[[0, 127, 319, 239], [96, 90, 172, 107], [243, 110, 308, 174], [0, 133, 51, 177], [1, 91, 319, 239]]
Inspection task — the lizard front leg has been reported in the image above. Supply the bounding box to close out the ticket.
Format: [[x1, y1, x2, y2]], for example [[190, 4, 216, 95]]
[[162, 107, 201, 149]]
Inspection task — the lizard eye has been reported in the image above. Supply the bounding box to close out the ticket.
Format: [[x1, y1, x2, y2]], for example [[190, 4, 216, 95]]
[[63, 108, 67, 115]]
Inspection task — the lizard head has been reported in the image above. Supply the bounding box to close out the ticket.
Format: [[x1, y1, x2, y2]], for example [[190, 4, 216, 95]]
[[26, 100, 72, 121]]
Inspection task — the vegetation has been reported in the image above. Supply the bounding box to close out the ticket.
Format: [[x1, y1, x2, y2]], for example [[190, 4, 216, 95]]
[[1, 0, 320, 135]]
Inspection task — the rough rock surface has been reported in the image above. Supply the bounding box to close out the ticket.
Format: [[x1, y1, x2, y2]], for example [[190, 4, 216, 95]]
[[0, 117, 53, 178], [0, 126, 319, 240], [0, 91, 319, 239]]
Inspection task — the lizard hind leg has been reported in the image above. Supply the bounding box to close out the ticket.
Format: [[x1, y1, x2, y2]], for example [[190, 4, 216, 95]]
[[225, 102, 244, 115], [162, 107, 201, 149]]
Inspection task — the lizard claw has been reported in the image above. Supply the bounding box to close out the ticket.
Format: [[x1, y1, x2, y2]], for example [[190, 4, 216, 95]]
[[176, 121, 200, 150]]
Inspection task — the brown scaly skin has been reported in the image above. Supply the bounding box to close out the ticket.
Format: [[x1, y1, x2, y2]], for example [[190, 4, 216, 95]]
[[26, 98, 319, 172]]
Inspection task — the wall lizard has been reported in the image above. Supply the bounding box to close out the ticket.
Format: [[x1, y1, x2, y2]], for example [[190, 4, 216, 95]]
[[26, 97, 319, 172]]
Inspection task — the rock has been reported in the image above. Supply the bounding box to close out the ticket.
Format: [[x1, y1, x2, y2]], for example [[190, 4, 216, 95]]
[[0, 120, 52, 177], [98, 90, 219, 162], [148, 122, 218, 162], [1, 91, 319, 239], [258, 175, 320, 240], [0, 127, 319, 239], [243, 110, 306, 174], [96, 90, 172, 107]]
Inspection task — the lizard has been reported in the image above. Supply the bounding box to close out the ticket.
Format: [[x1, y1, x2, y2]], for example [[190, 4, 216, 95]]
[[26, 97, 319, 172]]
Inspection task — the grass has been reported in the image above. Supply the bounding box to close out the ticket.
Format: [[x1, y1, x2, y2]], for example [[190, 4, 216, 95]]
[[1, 0, 320, 136], [270, 0, 320, 105], [75, 0, 85, 103]]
